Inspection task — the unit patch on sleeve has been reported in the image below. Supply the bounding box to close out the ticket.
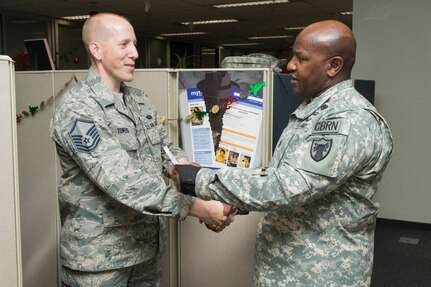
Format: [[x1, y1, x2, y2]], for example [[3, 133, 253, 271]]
[[311, 138, 332, 162], [299, 118, 349, 177], [70, 119, 101, 153]]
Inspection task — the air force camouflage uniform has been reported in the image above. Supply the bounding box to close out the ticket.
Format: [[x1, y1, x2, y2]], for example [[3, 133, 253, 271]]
[[50, 68, 195, 276], [195, 80, 394, 286]]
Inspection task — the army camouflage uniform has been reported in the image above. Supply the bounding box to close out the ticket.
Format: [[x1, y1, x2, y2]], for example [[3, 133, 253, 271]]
[[50, 68, 195, 284], [195, 80, 394, 286]]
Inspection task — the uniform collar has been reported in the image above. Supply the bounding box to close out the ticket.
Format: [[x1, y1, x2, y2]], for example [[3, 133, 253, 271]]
[[292, 79, 353, 119], [85, 67, 140, 107]]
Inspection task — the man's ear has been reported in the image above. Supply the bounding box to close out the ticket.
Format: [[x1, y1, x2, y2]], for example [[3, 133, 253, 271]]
[[327, 56, 343, 77], [88, 41, 102, 61]]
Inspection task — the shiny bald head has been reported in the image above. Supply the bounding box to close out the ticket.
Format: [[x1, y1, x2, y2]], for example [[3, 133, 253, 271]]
[[299, 20, 356, 77], [287, 20, 357, 99]]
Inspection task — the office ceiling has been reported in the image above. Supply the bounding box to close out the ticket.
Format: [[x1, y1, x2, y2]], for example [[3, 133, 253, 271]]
[[0, 0, 352, 51]]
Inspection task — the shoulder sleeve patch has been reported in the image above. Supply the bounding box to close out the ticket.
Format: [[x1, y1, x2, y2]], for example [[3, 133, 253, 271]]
[[310, 138, 333, 162], [70, 119, 101, 153], [299, 134, 347, 178]]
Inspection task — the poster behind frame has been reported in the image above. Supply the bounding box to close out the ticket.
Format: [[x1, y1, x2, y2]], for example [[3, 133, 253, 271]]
[[179, 70, 264, 169]]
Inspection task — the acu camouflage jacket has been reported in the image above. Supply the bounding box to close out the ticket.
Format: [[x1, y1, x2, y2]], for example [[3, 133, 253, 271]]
[[195, 80, 394, 286]]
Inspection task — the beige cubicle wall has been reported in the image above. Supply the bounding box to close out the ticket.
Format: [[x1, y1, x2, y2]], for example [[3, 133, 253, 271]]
[[130, 69, 180, 287], [14, 69, 179, 287], [0, 56, 22, 287], [15, 71, 87, 287]]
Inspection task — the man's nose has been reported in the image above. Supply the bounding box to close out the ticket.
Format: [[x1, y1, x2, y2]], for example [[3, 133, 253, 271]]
[[129, 45, 139, 60], [286, 59, 296, 73]]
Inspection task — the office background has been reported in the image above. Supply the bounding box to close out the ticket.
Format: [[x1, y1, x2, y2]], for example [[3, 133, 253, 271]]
[[1, 0, 430, 286]]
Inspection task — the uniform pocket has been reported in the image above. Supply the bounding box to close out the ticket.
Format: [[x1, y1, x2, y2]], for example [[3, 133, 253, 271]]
[[146, 126, 161, 145], [117, 132, 139, 156]]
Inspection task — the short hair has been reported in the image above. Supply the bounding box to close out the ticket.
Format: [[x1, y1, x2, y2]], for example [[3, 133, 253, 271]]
[[82, 13, 131, 51]]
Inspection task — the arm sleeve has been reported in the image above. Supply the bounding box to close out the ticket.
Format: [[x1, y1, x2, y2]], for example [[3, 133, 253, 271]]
[[195, 111, 378, 212], [53, 105, 194, 220]]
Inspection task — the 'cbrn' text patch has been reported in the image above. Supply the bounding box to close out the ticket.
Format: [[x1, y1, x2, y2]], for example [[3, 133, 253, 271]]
[[313, 119, 342, 133]]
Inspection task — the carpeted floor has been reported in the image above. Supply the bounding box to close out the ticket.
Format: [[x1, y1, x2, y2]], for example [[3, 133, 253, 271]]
[[371, 219, 431, 287]]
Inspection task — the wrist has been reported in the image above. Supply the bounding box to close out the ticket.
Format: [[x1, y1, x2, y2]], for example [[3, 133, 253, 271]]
[[177, 157, 190, 164], [188, 198, 206, 219], [175, 164, 201, 196]]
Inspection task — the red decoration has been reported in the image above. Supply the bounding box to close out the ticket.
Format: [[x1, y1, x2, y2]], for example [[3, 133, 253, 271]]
[[11, 50, 31, 71]]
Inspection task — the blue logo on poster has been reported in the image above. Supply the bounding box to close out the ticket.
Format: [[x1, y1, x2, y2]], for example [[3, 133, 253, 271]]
[[187, 88, 203, 101]]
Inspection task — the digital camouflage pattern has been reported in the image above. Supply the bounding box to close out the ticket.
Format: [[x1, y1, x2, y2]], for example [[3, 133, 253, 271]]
[[50, 67, 195, 272], [221, 53, 286, 72], [62, 256, 161, 287], [195, 80, 394, 286]]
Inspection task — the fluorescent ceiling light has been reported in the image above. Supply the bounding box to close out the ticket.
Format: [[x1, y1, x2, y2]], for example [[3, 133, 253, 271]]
[[340, 11, 353, 15], [223, 43, 260, 46], [248, 35, 292, 40], [181, 19, 238, 25], [284, 26, 305, 31], [160, 32, 206, 36], [214, 0, 289, 8], [62, 15, 90, 20]]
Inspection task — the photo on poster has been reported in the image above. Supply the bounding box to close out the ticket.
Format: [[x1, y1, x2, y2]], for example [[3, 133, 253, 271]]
[[189, 106, 205, 126], [178, 70, 266, 169], [215, 147, 228, 164], [226, 151, 239, 167], [238, 154, 251, 168]]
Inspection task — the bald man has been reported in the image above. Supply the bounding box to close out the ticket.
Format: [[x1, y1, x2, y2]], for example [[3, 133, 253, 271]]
[[50, 13, 234, 286], [175, 20, 394, 286]]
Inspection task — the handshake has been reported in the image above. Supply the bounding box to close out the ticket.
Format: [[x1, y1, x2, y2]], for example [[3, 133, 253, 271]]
[[170, 162, 238, 232]]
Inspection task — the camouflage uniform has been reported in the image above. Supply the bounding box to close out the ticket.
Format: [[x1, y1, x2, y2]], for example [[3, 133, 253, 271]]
[[50, 68, 195, 278], [195, 80, 394, 286]]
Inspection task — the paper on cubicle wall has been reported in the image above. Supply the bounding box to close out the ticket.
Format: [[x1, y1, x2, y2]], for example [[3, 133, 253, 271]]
[[179, 70, 264, 169]]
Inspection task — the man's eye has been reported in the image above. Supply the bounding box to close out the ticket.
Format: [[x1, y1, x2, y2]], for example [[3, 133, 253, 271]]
[[296, 55, 304, 61]]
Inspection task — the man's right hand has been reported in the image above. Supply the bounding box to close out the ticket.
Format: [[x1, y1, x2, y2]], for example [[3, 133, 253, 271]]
[[201, 203, 238, 232], [189, 199, 237, 232]]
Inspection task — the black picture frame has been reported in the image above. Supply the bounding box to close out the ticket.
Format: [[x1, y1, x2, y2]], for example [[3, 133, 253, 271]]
[[24, 38, 55, 70]]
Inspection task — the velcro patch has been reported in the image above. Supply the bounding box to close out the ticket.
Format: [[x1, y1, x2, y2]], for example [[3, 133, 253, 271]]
[[70, 119, 101, 153], [310, 138, 332, 162], [117, 127, 129, 134], [313, 120, 342, 133]]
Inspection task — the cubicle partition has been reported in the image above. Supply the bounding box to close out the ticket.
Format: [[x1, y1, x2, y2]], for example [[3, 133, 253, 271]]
[[0, 56, 22, 287], [14, 69, 182, 287], [15, 71, 87, 287]]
